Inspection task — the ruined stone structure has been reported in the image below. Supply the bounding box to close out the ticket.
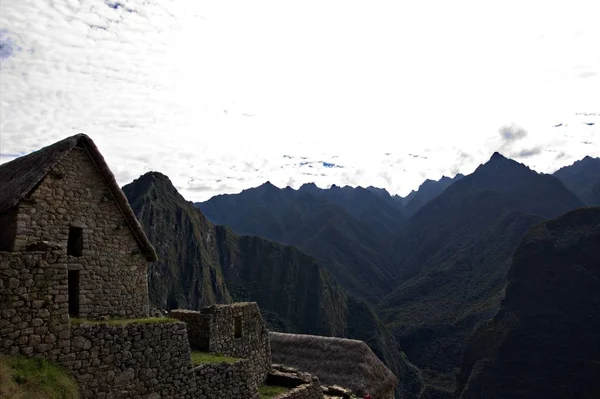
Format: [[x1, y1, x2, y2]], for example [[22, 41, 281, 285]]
[[171, 302, 272, 387], [0, 134, 393, 399]]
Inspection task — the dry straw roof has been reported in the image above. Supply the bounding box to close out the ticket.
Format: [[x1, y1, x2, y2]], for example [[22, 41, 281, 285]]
[[269, 331, 398, 397], [0, 133, 157, 261]]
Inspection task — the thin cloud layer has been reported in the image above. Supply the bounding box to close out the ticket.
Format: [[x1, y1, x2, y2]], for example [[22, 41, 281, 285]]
[[0, 0, 599, 201]]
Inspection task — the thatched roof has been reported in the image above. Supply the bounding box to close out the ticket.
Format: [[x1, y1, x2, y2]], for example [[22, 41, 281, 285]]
[[0, 134, 157, 261], [269, 332, 398, 398]]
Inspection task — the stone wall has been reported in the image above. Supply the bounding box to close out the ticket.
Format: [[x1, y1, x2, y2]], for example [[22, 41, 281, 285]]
[[267, 366, 322, 399], [171, 302, 272, 387], [194, 359, 258, 399], [61, 321, 197, 399], [0, 251, 70, 360], [8, 147, 149, 319]]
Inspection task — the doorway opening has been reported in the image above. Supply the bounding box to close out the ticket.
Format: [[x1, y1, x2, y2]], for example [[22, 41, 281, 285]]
[[68, 270, 80, 317]]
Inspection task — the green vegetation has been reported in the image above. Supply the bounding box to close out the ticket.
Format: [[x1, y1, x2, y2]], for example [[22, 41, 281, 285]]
[[70, 317, 177, 326], [190, 351, 240, 365], [0, 354, 79, 399], [258, 384, 290, 399]]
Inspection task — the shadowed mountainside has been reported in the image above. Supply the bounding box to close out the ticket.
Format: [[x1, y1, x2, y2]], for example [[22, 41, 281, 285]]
[[380, 152, 584, 389], [196, 183, 401, 303], [400, 174, 464, 217], [123, 172, 423, 399], [191, 152, 588, 392], [456, 207, 600, 399], [553, 155, 600, 206]]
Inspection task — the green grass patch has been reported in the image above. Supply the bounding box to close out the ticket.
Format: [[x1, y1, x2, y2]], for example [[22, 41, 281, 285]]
[[259, 384, 290, 398], [190, 351, 241, 365], [0, 354, 79, 399], [70, 317, 177, 326]]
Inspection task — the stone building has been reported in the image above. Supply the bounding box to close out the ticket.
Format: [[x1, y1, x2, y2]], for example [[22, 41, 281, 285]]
[[0, 133, 394, 398], [171, 302, 272, 387], [0, 133, 156, 320]]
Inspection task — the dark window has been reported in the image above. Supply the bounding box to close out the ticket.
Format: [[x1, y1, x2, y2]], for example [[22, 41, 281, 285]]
[[67, 227, 83, 257], [0, 207, 18, 251], [68, 270, 80, 317], [234, 316, 242, 338]]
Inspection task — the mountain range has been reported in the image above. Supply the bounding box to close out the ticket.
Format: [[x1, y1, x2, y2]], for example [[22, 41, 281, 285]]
[[195, 153, 598, 392], [118, 153, 599, 396], [122, 172, 423, 399]]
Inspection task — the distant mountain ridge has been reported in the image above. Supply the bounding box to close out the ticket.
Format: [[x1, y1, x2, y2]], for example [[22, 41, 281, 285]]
[[197, 182, 402, 302], [195, 152, 588, 392], [553, 155, 600, 206], [400, 174, 465, 217], [381, 152, 584, 389], [122, 172, 423, 399]]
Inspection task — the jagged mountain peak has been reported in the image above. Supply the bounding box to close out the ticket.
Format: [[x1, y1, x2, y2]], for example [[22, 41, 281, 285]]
[[475, 152, 533, 175], [299, 182, 318, 189], [489, 151, 508, 161], [126, 171, 181, 199], [260, 180, 277, 189]]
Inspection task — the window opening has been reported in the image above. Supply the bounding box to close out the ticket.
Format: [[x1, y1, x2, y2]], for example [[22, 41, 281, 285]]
[[234, 316, 242, 338], [67, 227, 83, 257]]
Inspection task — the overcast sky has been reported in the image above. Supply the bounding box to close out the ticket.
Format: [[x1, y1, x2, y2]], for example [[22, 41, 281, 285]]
[[1, 0, 598, 201]]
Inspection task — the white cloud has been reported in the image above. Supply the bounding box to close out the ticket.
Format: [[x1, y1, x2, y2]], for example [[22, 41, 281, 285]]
[[0, 0, 599, 201]]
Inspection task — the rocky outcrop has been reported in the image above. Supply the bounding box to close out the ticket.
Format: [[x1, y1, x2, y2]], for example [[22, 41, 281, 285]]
[[456, 207, 600, 398]]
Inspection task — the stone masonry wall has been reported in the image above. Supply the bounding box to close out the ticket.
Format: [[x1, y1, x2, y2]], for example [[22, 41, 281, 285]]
[[61, 321, 197, 399], [268, 366, 322, 399], [0, 251, 70, 360], [168, 309, 211, 350], [10, 147, 148, 318], [194, 359, 258, 399], [171, 302, 272, 387]]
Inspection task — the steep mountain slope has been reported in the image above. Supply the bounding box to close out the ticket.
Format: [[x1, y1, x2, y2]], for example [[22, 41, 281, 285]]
[[457, 207, 600, 399], [123, 172, 423, 398], [122, 171, 231, 310], [297, 183, 405, 240], [401, 174, 464, 217], [379, 153, 584, 389], [196, 183, 400, 302], [553, 156, 600, 205]]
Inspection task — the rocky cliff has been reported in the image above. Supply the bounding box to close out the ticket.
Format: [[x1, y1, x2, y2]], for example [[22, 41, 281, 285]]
[[456, 207, 600, 398]]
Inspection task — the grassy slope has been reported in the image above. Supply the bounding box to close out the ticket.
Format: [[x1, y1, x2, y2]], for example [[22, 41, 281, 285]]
[[0, 354, 79, 399]]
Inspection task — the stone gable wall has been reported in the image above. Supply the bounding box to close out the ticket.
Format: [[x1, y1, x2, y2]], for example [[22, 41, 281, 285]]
[[194, 359, 258, 399], [171, 302, 272, 387], [0, 251, 70, 360], [9, 147, 148, 318], [61, 321, 198, 399]]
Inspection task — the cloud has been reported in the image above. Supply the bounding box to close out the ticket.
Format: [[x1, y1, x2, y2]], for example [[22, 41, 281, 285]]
[[512, 147, 542, 158], [0, 30, 21, 61], [578, 71, 597, 79], [1, 1, 599, 201], [498, 124, 528, 143]]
